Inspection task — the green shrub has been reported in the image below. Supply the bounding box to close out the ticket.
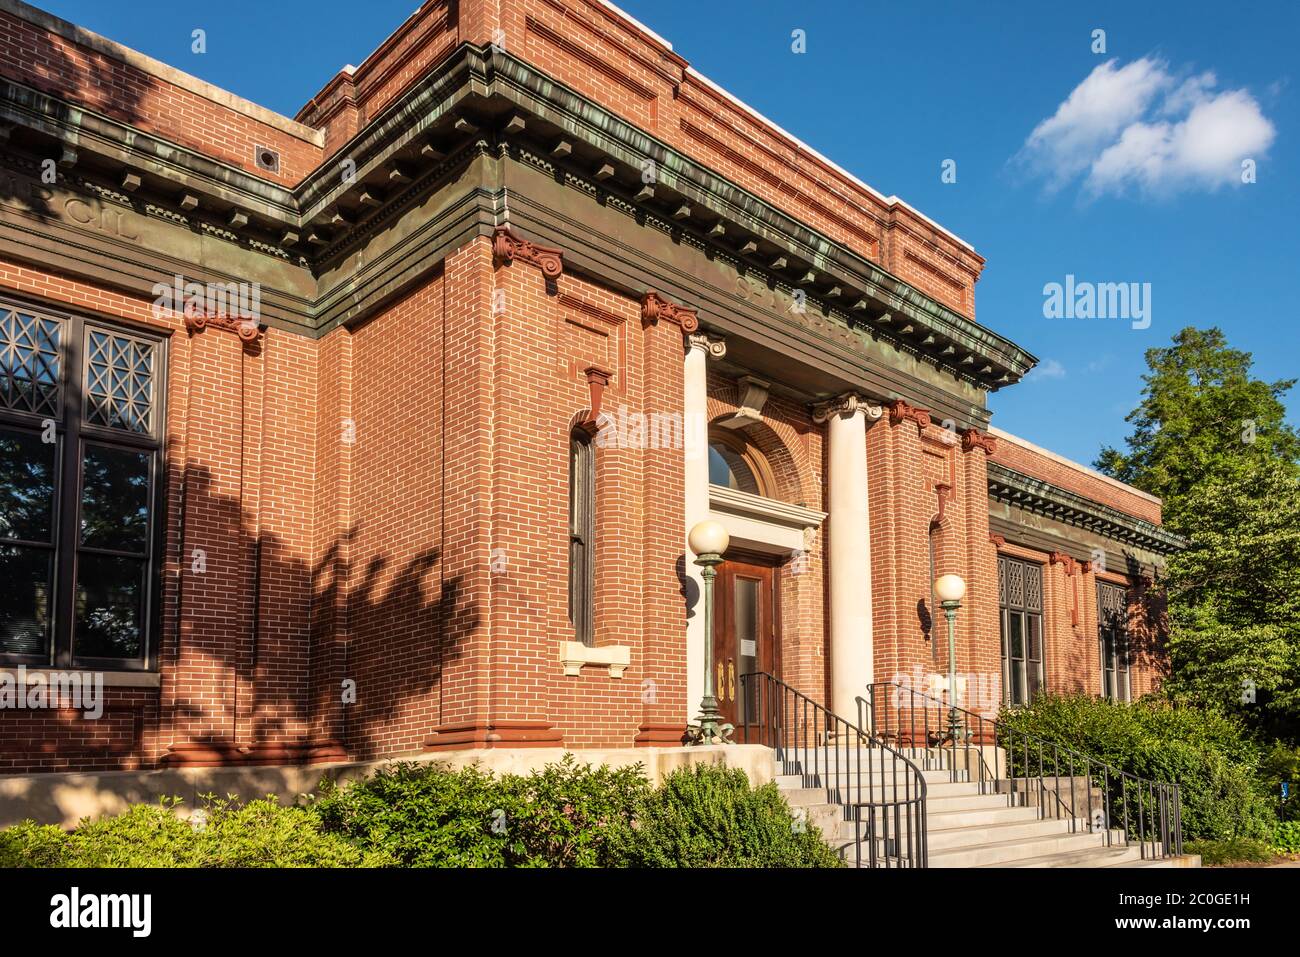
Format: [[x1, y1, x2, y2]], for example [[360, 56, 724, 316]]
[[311, 755, 650, 867], [998, 694, 1274, 842], [1272, 820, 1300, 854], [0, 795, 389, 868], [1185, 837, 1276, 866], [605, 763, 842, 868]]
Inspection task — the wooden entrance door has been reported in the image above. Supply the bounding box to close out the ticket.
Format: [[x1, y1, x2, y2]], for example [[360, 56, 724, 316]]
[[713, 554, 779, 743]]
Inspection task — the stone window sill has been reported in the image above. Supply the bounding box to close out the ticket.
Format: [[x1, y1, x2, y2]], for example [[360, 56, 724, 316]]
[[559, 641, 630, 678], [0, 668, 160, 688]]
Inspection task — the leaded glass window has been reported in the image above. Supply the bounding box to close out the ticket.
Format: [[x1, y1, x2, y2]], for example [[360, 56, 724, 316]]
[[0, 298, 164, 670], [1098, 581, 1131, 701], [85, 329, 155, 433], [999, 555, 1045, 706], [0, 307, 62, 417]]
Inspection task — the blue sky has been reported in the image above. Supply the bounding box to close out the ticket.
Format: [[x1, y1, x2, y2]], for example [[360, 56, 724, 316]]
[[36, 0, 1299, 467]]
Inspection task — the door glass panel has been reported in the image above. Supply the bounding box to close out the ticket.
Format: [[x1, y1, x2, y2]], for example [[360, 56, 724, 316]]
[[736, 577, 759, 721]]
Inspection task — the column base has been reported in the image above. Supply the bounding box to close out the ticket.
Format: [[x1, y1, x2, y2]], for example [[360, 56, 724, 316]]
[[422, 719, 564, 751], [634, 723, 689, 746]]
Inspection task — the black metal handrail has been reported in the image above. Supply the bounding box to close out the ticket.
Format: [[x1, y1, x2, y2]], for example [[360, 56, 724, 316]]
[[741, 672, 928, 868], [861, 682, 1183, 860]]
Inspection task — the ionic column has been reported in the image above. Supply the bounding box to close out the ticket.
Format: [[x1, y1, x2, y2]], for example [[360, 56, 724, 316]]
[[814, 393, 882, 718], [684, 331, 725, 722]]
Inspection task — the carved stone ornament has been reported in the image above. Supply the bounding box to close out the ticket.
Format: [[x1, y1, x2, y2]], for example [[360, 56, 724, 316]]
[[989, 533, 1007, 549], [887, 398, 932, 434], [491, 225, 564, 278], [182, 301, 261, 343], [641, 290, 699, 333], [960, 427, 998, 455], [812, 393, 883, 424]]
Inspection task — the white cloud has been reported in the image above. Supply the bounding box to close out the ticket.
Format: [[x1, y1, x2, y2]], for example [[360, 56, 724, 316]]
[[1024, 358, 1066, 382], [1018, 57, 1275, 198]]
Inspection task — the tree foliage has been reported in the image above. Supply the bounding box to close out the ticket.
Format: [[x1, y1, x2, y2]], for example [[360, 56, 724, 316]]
[[1096, 327, 1300, 740]]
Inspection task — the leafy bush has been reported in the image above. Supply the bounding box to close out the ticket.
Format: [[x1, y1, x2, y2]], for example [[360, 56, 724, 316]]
[[311, 755, 650, 867], [0, 795, 389, 868], [1185, 837, 1275, 866], [605, 763, 842, 868], [1272, 820, 1300, 854], [998, 694, 1275, 842]]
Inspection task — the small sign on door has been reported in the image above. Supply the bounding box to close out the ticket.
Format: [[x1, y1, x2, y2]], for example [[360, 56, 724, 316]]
[[741, 639, 757, 658]]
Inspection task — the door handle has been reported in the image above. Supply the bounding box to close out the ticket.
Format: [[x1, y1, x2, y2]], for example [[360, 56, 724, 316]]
[[728, 660, 735, 702], [717, 662, 725, 702]]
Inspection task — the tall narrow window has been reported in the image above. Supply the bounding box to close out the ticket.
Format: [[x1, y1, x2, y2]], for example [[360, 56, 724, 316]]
[[999, 555, 1044, 706], [0, 300, 164, 670], [568, 427, 595, 646], [1097, 581, 1131, 701]]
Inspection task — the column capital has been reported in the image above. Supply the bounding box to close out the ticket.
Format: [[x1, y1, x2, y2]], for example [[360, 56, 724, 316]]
[[812, 392, 883, 424], [685, 331, 726, 358]]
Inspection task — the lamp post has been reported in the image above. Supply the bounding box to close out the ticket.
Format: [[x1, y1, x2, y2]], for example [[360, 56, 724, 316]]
[[686, 519, 733, 745], [934, 573, 966, 744]]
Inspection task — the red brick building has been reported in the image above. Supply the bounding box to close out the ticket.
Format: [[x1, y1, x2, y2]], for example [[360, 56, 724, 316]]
[[0, 0, 1182, 772]]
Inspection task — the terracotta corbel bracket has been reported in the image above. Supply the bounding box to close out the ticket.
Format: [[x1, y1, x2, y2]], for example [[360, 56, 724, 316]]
[[960, 427, 998, 455], [888, 398, 932, 435], [989, 533, 1006, 549], [182, 301, 262, 344], [641, 290, 699, 333], [491, 225, 564, 278]]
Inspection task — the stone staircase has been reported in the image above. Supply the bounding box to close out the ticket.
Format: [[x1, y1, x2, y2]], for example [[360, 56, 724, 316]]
[[775, 747, 1201, 868]]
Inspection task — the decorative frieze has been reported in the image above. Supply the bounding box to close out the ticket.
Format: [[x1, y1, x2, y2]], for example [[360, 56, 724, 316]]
[[491, 224, 564, 278], [641, 290, 699, 333]]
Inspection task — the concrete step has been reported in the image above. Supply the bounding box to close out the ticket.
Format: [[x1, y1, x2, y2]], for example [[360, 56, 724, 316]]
[[926, 804, 1042, 829], [926, 828, 1121, 867], [916, 816, 1081, 851], [985, 844, 1148, 868]]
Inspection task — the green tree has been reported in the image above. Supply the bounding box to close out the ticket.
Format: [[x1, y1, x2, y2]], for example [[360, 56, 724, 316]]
[[1163, 456, 1300, 739], [1098, 327, 1300, 741], [1095, 327, 1300, 528]]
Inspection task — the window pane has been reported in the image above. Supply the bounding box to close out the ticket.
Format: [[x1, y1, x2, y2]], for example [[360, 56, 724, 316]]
[[1011, 661, 1025, 705], [80, 445, 149, 552], [708, 442, 760, 494], [1027, 662, 1042, 700], [1009, 612, 1024, 659], [1027, 615, 1042, 662], [74, 553, 145, 659], [0, 308, 62, 416], [84, 329, 155, 434], [0, 427, 56, 542], [0, 545, 52, 656]]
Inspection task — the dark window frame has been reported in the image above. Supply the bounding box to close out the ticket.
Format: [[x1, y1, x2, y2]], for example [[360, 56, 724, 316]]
[[0, 298, 166, 672], [998, 554, 1045, 707], [1097, 580, 1131, 702], [568, 426, 595, 647]]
